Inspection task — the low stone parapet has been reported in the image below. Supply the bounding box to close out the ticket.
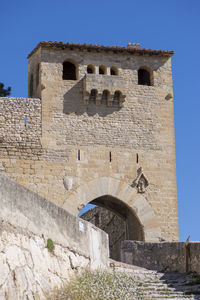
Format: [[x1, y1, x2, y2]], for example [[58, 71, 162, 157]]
[[121, 240, 200, 274], [0, 173, 109, 299]]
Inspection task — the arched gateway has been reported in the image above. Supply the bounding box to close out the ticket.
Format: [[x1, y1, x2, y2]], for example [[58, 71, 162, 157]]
[[62, 177, 161, 245]]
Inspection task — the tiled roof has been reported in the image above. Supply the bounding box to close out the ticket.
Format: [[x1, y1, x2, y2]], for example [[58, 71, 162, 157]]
[[28, 41, 174, 58]]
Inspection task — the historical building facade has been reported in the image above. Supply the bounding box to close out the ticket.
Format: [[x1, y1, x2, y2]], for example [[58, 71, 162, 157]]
[[0, 41, 178, 245]]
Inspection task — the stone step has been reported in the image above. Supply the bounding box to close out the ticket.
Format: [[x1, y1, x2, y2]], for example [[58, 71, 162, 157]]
[[138, 295, 195, 300], [124, 292, 195, 299], [134, 290, 197, 296], [138, 288, 200, 296], [108, 260, 200, 299]]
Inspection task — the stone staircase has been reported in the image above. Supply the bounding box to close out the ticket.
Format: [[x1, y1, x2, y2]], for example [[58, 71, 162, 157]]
[[109, 260, 200, 299]]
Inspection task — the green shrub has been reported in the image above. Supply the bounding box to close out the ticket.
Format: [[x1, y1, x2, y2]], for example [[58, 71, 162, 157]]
[[46, 238, 55, 253]]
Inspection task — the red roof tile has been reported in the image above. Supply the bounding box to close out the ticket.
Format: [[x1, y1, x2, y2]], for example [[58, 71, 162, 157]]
[[28, 41, 174, 58]]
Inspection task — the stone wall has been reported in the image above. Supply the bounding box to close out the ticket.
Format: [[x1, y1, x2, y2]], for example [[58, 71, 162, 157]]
[[38, 48, 174, 150], [0, 43, 178, 243], [187, 243, 200, 274], [27, 46, 178, 242], [121, 241, 200, 274], [0, 97, 41, 151], [0, 173, 109, 299]]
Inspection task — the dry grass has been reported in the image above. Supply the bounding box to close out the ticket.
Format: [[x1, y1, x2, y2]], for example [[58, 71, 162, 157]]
[[46, 268, 136, 300]]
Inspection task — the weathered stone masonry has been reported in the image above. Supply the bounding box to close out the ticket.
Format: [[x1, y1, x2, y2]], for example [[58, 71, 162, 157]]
[[0, 173, 108, 299], [0, 41, 178, 243], [121, 240, 200, 274]]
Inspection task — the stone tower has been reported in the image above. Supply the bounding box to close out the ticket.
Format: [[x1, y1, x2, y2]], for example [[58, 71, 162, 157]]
[[0, 41, 178, 245]]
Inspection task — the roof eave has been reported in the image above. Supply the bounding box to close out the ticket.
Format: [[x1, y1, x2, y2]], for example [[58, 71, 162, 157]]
[[28, 41, 174, 59]]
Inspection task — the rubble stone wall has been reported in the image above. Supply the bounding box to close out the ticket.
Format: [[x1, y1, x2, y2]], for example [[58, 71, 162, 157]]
[[0, 97, 41, 150]]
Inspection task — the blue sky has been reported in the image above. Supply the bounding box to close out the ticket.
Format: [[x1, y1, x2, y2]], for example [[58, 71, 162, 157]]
[[1, 0, 200, 241]]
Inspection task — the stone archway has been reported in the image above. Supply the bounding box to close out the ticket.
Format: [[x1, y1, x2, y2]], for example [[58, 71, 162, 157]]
[[80, 194, 144, 260], [62, 177, 161, 242]]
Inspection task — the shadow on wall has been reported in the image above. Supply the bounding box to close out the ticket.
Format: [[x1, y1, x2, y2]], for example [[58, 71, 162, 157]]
[[63, 79, 121, 117], [81, 205, 127, 261]]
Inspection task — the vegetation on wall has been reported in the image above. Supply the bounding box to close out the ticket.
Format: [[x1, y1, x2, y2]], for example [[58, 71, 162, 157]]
[[46, 238, 55, 253]]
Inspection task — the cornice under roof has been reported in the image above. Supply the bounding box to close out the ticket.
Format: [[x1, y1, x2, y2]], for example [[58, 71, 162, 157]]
[[28, 41, 174, 58]]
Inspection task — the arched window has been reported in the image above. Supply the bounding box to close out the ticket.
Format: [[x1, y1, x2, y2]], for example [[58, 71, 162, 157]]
[[110, 66, 118, 76], [63, 61, 77, 80], [102, 90, 109, 100], [114, 90, 124, 107], [102, 90, 110, 105], [138, 68, 152, 86], [99, 65, 106, 75], [90, 89, 98, 101], [114, 90, 121, 102], [87, 64, 95, 74], [29, 74, 33, 98]]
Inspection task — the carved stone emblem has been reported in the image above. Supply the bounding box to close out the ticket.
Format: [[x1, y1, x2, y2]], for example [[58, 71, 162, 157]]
[[131, 167, 149, 193], [63, 177, 73, 190]]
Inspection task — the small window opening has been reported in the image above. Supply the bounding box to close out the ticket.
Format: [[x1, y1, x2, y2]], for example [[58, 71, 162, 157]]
[[111, 67, 118, 76], [136, 153, 139, 164], [87, 65, 95, 74], [113, 90, 121, 102], [102, 90, 109, 104], [109, 151, 112, 162], [29, 74, 33, 98], [138, 68, 151, 86], [90, 89, 98, 101], [102, 90, 109, 99], [99, 65, 106, 75], [63, 61, 77, 80], [36, 63, 40, 87], [78, 149, 80, 161]]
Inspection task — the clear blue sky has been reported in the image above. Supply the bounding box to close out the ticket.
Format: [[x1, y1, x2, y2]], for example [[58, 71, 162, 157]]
[[1, 0, 200, 241]]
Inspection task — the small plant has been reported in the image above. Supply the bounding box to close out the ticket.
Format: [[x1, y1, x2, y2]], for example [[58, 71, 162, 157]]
[[46, 238, 55, 253]]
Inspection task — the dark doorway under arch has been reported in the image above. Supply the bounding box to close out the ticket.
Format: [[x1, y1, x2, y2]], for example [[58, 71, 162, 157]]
[[138, 68, 151, 86], [80, 195, 144, 261], [63, 61, 77, 80]]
